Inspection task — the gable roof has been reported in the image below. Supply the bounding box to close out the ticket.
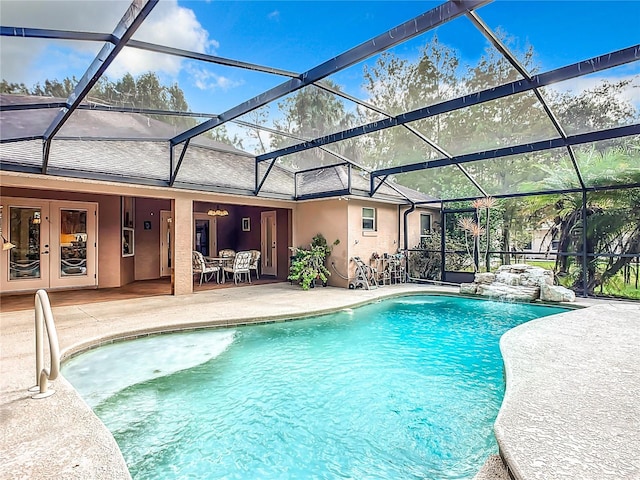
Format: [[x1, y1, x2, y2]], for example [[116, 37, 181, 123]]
[[0, 94, 438, 206]]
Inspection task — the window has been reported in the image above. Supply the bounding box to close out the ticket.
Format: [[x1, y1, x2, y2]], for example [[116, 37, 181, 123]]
[[419, 213, 432, 241], [362, 207, 376, 231], [122, 197, 134, 257]]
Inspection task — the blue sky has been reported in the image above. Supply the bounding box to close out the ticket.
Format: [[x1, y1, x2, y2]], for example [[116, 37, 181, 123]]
[[1, 1, 639, 123], [175, 0, 640, 114]]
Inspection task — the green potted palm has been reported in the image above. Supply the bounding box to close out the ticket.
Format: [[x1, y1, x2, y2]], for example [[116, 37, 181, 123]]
[[288, 234, 339, 290]]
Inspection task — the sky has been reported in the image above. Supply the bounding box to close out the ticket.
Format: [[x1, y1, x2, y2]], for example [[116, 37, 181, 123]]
[[1, 0, 639, 144]]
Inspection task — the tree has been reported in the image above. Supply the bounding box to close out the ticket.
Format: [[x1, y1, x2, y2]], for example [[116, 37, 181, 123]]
[[272, 81, 356, 169], [1, 72, 245, 149], [360, 36, 462, 172], [242, 106, 270, 154], [0, 80, 30, 94], [30, 78, 77, 97], [547, 79, 637, 135], [519, 76, 640, 294], [208, 124, 244, 150], [526, 143, 640, 295]]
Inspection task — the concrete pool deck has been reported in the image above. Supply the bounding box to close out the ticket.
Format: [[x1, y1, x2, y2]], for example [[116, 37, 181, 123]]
[[1, 282, 637, 479], [496, 301, 640, 479]]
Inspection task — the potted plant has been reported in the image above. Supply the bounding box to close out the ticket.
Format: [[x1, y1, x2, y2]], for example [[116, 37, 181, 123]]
[[288, 234, 339, 290]]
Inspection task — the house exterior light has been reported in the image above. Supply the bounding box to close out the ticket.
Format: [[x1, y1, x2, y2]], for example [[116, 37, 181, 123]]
[[207, 208, 229, 217]]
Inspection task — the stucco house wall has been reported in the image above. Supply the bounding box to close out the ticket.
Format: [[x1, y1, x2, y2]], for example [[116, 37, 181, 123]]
[[347, 199, 399, 279], [293, 199, 349, 288], [134, 198, 172, 281]]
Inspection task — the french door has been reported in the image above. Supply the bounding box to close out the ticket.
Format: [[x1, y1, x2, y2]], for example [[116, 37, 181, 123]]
[[1, 198, 97, 293], [261, 211, 277, 276]]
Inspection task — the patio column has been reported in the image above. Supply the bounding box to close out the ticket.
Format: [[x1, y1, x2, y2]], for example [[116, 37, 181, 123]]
[[172, 197, 193, 295]]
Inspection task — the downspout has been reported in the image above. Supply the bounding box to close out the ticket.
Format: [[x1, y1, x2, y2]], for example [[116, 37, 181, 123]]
[[402, 201, 416, 284], [440, 203, 446, 282], [403, 201, 416, 251], [397, 204, 402, 250]]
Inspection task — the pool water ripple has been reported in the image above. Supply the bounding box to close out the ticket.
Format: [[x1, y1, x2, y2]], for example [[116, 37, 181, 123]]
[[63, 295, 566, 480]]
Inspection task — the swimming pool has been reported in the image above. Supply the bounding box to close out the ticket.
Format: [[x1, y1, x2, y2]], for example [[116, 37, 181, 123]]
[[63, 295, 567, 479]]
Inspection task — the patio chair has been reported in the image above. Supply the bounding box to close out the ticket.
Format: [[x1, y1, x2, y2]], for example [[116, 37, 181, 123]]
[[249, 249, 261, 279], [218, 249, 236, 281], [192, 251, 220, 285], [223, 250, 252, 285]]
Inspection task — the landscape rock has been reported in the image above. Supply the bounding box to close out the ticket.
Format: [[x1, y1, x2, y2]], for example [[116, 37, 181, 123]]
[[495, 271, 521, 286], [540, 283, 576, 303], [459, 263, 575, 303], [474, 273, 496, 284], [460, 283, 478, 294], [477, 283, 540, 302]]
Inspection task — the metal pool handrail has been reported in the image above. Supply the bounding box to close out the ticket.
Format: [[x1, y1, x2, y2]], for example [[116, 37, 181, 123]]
[[29, 289, 60, 399]]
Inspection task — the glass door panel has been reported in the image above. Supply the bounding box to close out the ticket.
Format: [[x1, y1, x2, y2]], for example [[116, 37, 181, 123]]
[[9, 206, 42, 280], [1, 199, 50, 292], [261, 211, 277, 276], [195, 219, 210, 256], [59, 209, 88, 277], [49, 202, 97, 289]]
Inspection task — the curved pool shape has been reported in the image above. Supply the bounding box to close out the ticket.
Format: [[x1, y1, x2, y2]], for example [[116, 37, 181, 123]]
[[63, 295, 567, 480]]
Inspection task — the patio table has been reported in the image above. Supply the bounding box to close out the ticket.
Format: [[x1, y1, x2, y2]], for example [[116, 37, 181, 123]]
[[205, 257, 234, 283]]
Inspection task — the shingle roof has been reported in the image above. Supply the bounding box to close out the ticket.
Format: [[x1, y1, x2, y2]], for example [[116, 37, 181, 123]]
[[0, 94, 437, 205]]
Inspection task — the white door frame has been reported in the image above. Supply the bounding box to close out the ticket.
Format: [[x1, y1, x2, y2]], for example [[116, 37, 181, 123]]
[[193, 213, 217, 258], [160, 210, 172, 277], [261, 210, 277, 276]]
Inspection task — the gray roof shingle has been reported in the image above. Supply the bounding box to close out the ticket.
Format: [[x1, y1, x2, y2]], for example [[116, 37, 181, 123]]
[[1, 94, 437, 204]]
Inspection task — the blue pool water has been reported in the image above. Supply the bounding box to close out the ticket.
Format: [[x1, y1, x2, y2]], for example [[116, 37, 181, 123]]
[[63, 295, 567, 480]]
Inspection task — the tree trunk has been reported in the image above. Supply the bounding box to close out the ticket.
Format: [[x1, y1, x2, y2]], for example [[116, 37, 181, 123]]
[[588, 233, 640, 294], [502, 224, 511, 266]]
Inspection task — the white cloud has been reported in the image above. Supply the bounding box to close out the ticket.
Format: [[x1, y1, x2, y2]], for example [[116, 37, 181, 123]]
[[187, 65, 244, 92], [1, 1, 125, 32], [0, 1, 219, 84], [107, 1, 218, 78], [545, 74, 640, 107], [267, 10, 280, 21]]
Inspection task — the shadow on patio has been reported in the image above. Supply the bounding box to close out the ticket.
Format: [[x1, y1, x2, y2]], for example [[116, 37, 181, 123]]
[[0, 277, 285, 312]]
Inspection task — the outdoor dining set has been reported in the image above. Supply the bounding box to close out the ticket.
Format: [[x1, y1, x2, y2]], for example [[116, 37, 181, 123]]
[[192, 249, 260, 286]]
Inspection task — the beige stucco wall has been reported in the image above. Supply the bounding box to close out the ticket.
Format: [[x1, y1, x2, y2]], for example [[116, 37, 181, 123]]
[[346, 199, 400, 280], [292, 198, 426, 287], [135, 198, 172, 281], [97, 195, 123, 289], [293, 199, 349, 288], [172, 197, 193, 295]]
